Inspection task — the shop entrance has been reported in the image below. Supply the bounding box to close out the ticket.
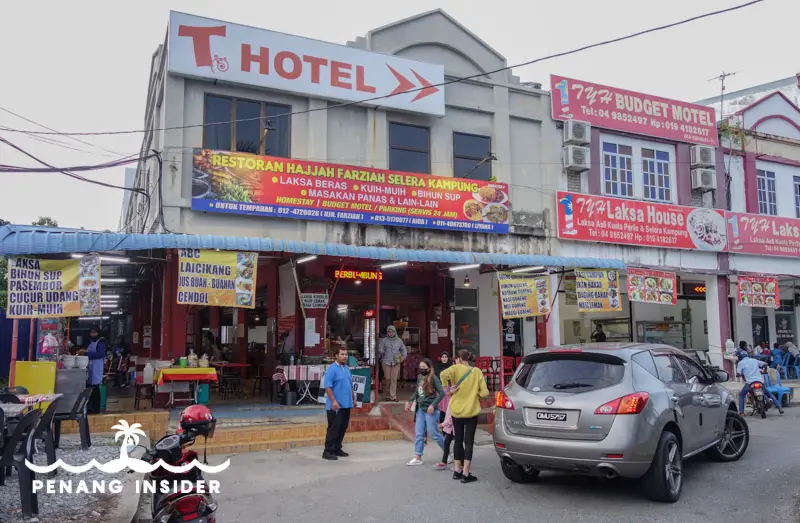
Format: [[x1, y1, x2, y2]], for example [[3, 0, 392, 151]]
[[453, 287, 479, 357], [752, 313, 769, 346]]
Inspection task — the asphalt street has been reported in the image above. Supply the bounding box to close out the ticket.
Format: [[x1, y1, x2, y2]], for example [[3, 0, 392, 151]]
[[209, 409, 800, 523]]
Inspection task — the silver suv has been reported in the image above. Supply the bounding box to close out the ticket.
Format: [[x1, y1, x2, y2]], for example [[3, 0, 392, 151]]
[[493, 344, 749, 502]]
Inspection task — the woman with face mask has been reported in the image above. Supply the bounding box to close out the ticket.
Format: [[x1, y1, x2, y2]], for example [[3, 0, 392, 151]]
[[405, 358, 445, 466], [377, 325, 407, 402]]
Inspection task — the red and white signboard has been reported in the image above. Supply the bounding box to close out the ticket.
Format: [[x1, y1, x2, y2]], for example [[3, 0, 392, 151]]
[[726, 211, 800, 257], [556, 191, 728, 252], [168, 12, 445, 116], [550, 75, 718, 146]]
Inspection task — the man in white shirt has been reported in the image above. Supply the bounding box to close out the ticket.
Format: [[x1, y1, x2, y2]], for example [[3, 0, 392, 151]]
[[736, 351, 783, 415]]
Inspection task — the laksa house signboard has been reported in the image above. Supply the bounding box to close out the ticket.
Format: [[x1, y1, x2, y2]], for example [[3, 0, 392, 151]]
[[556, 191, 728, 251], [168, 11, 445, 116], [192, 149, 511, 234]]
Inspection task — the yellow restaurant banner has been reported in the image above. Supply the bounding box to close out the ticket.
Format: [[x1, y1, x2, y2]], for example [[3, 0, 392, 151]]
[[6, 255, 101, 318], [497, 272, 551, 319], [177, 249, 258, 308], [575, 269, 622, 313]]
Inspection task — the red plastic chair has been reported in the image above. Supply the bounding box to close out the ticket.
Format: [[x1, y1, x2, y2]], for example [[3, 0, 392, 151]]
[[515, 357, 523, 369], [500, 356, 515, 387], [475, 357, 497, 392]]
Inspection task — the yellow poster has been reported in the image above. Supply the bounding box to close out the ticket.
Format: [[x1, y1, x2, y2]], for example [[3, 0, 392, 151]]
[[6, 255, 101, 318], [177, 249, 257, 308], [575, 269, 622, 312], [497, 272, 551, 319]]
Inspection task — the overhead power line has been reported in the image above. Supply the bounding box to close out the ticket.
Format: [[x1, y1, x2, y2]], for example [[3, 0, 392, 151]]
[[0, 0, 765, 138]]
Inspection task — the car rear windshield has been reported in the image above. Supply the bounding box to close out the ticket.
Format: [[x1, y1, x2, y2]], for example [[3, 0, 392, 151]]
[[515, 353, 625, 393]]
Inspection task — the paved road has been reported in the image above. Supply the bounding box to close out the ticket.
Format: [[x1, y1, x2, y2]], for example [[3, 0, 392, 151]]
[[210, 409, 800, 523]]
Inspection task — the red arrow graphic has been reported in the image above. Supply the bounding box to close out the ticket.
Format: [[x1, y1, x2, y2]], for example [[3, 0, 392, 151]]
[[387, 65, 415, 97], [411, 69, 439, 102], [386, 65, 440, 103]]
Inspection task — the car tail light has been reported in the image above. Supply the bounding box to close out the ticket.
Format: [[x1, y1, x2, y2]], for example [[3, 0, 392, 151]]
[[175, 495, 203, 521], [752, 382, 762, 390], [496, 391, 515, 410], [594, 392, 649, 415]]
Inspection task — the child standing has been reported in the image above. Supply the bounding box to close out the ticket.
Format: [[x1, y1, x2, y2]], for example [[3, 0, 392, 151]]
[[433, 399, 454, 470]]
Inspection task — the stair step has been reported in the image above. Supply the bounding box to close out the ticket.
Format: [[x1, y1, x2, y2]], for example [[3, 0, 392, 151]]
[[210, 418, 390, 444], [203, 429, 403, 454]]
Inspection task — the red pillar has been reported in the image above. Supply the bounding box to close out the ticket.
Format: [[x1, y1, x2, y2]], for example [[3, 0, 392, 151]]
[[161, 250, 188, 360], [237, 309, 247, 364]]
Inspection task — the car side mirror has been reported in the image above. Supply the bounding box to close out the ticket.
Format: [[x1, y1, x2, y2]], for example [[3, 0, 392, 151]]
[[714, 370, 729, 383]]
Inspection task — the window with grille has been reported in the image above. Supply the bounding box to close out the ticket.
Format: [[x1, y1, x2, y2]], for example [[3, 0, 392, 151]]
[[602, 142, 634, 198], [757, 169, 777, 216], [642, 148, 671, 202]]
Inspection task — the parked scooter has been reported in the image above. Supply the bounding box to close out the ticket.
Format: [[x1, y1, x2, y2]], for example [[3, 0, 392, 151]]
[[142, 405, 219, 523]]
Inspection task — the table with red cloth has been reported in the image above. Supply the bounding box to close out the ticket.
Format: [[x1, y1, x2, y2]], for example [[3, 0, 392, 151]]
[[155, 368, 219, 407]]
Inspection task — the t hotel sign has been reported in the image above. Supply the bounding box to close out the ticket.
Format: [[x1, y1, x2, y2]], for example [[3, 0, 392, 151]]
[[168, 12, 446, 116]]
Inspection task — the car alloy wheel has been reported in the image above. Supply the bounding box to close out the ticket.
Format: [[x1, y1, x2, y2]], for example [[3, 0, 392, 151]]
[[664, 440, 682, 497], [717, 414, 747, 458]]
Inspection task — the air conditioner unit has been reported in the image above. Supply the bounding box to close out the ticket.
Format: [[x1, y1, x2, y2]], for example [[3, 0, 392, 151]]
[[690, 145, 715, 167], [563, 120, 591, 145], [691, 168, 717, 191], [563, 146, 590, 172]]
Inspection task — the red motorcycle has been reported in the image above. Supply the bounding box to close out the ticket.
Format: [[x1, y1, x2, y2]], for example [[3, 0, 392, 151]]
[[143, 405, 219, 523]]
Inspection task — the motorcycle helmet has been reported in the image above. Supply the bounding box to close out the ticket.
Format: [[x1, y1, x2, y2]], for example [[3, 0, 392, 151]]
[[179, 404, 217, 438], [736, 350, 748, 361]]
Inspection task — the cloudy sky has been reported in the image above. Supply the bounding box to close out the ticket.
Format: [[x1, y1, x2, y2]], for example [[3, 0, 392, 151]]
[[0, 0, 788, 231]]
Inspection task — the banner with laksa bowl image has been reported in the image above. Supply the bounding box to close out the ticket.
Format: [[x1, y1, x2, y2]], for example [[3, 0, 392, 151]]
[[556, 192, 728, 252]]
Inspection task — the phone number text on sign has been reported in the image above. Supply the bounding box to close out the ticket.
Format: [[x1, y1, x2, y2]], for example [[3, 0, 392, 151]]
[[550, 75, 718, 146]]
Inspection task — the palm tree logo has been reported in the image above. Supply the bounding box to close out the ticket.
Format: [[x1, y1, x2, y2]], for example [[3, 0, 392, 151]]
[[112, 420, 146, 463]]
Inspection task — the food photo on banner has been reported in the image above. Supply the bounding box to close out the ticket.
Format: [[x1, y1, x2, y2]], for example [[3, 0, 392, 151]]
[[627, 268, 677, 305], [556, 192, 728, 252], [6, 254, 101, 318], [177, 249, 258, 308], [737, 276, 778, 308], [575, 269, 622, 313], [497, 272, 551, 319], [549, 75, 718, 147], [191, 149, 511, 234]]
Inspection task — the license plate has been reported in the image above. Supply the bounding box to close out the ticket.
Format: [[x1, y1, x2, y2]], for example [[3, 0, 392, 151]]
[[754, 389, 764, 397], [536, 411, 567, 422]]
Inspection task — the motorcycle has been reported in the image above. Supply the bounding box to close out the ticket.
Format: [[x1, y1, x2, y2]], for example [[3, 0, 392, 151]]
[[746, 380, 773, 419], [140, 404, 219, 523]]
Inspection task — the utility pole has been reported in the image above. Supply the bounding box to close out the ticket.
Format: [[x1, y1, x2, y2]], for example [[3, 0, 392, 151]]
[[707, 71, 738, 120]]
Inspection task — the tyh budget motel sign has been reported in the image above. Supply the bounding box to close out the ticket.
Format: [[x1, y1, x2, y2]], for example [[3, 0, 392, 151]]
[[168, 12, 445, 116]]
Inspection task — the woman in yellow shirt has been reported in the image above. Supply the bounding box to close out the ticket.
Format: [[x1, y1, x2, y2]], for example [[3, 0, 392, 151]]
[[439, 349, 489, 484]]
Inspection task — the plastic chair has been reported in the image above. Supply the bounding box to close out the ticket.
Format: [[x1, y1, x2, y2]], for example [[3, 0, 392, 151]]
[[788, 356, 800, 380], [4, 386, 28, 395], [764, 372, 791, 408], [475, 357, 497, 392], [53, 387, 93, 450], [515, 357, 523, 370], [0, 409, 40, 518], [31, 397, 61, 474], [778, 352, 792, 380], [501, 356, 515, 385]]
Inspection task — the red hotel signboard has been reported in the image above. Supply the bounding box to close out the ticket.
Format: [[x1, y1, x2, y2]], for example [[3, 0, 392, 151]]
[[550, 75, 718, 147], [727, 212, 800, 257], [556, 192, 728, 252]]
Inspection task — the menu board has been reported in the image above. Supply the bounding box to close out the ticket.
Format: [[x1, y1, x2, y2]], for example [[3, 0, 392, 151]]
[[6, 254, 101, 318], [301, 293, 329, 309], [497, 272, 551, 319], [575, 270, 622, 312], [177, 249, 258, 309], [627, 268, 677, 305], [564, 275, 577, 305], [737, 276, 778, 308]]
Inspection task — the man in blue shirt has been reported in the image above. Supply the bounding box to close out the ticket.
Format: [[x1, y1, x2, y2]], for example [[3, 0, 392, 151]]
[[322, 348, 356, 461], [736, 351, 783, 415]]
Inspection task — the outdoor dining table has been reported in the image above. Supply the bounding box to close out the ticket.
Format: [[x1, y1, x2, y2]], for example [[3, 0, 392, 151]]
[[155, 367, 219, 407], [0, 403, 29, 418], [274, 365, 324, 405], [17, 393, 63, 406]]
